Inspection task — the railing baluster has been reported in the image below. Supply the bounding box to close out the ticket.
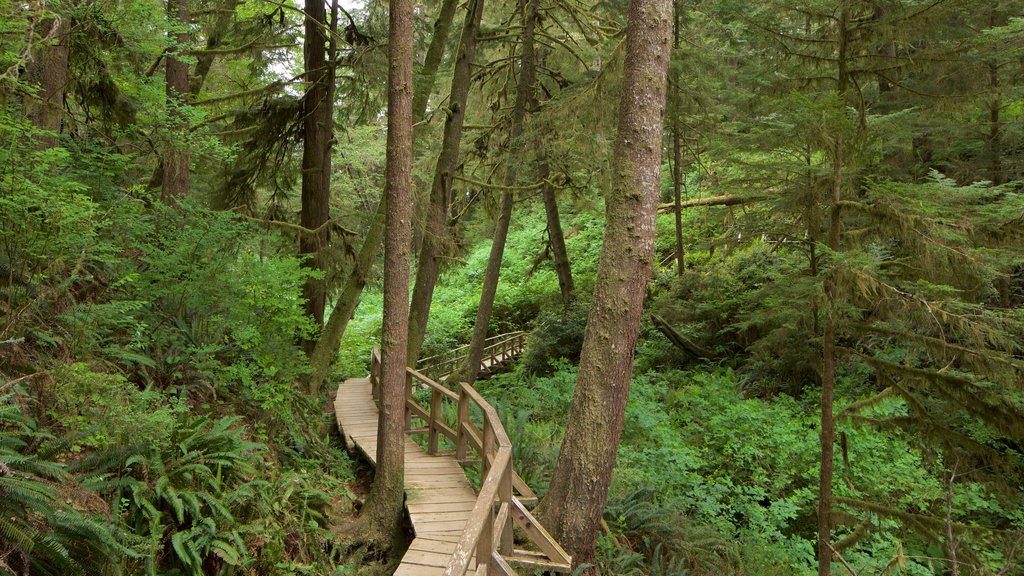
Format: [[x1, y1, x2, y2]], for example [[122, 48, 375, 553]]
[[499, 457, 513, 555], [428, 388, 441, 455], [456, 387, 469, 461], [482, 418, 494, 480], [404, 371, 413, 430]]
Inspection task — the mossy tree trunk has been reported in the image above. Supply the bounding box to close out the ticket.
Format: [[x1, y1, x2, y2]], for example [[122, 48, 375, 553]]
[[24, 15, 69, 149], [462, 0, 538, 385], [407, 0, 485, 364], [360, 0, 414, 545], [536, 0, 672, 568], [539, 158, 575, 305], [162, 0, 190, 203]]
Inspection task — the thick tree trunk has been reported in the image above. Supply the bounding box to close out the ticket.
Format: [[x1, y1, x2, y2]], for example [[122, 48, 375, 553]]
[[407, 0, 485, 364], [360, 0, 414, 545], [462, 0, 537, 385], [300, 0, 333, 327], [162, 0, 190, 202], [537, 0, 672, 567], [540, 159, 575, 306], [24, 16, 70, 149]]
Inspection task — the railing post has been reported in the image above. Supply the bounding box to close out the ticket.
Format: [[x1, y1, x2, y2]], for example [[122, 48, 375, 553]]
[[404, 371, 413, 430], [428, 388, 441, 455], [479, 508, 494, 575], [370, 347, 380, 402], [481, 418, 494, 482], [456, 386, 469, 461], [499, 456, 513, 556]]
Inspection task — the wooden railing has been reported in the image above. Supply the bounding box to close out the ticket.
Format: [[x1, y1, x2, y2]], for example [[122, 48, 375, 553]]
[[416, 331, 527, 380], [369, 347, 571, 575]]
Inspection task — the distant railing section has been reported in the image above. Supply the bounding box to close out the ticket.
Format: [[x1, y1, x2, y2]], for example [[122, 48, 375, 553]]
[[369, 346, 570, 575], [416, 331, 527, 380]]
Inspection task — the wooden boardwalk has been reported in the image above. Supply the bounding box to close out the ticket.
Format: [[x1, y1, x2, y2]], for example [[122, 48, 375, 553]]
[[336, 377, 477, 575], [335, 342, 570, 576]]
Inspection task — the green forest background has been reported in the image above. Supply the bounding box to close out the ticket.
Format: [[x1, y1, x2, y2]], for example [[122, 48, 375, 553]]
[[2, 0, 1024, 574]]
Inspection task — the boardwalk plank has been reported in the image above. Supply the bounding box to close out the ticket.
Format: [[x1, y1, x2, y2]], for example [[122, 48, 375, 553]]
[[336, 377, 478, 575]]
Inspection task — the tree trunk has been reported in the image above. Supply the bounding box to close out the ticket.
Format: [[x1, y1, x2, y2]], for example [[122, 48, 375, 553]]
[[162, 0, 190, 203], [671, 126, 684, 274], [537, 0, 672, 567], [307, 0, 460, 393], [151, 0, 241, 190], [24, 16, 70, 149], [412, 0, 459, 127], [540, 159, 575, 306], [406, 0, 485, 364], [462, 0, 537, 385], [670, 0, 684, 275], [360, 0, 414, 545], [308, 200, 385, 396], [987, 7, 1004, 186], [818, 6, 849, 576], [300, 0, 333, 327]]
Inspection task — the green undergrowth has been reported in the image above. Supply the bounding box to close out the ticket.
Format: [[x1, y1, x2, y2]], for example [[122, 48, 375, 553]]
[[0, 118, 361, 574]]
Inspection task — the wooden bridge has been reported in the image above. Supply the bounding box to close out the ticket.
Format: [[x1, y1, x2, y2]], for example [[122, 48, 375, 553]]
[[415, 331, 527, 381], [335, 333, 570, 575]]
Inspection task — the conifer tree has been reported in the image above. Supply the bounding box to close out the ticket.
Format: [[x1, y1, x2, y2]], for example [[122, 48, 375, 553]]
[[538, 0, 672, 567]]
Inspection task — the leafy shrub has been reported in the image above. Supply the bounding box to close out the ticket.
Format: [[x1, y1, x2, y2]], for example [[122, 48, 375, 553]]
[[520, 301, 589, 375]]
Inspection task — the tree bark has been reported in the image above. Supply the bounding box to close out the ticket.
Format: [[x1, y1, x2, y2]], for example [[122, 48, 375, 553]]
[[162, 0, 190, 203], [24, 16, 70, 149], [818, 5, 849, 576], [300, 0, 333, 327], [670, 0, 684, 275], [412, 0, 459, 127], [308, 200, 385, 396], [540, 159, 575, 306], [462, 0, 538, 385], [361, 0, 414, 545], [536, 0, 672, 567], [406, 0, 485, 364], [307, 0, 460, 393]]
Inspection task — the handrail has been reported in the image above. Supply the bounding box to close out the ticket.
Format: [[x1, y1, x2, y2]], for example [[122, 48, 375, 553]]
[[367, 345, 570, 574], [416, 331, 527, 380]]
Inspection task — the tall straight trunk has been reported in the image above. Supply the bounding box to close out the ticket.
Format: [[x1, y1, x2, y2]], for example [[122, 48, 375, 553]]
[[987, 7, 1004, 186], [308, 199, 386, 396], [537, 0, 672, 567], [361, 0, 413, 545], [300, 0, 333, 327], [463, 192, 513, 384], [412, 0, 459, 127], [406, 0, 485, 364], [308, 0, 459, 394], [671, 126, 684, 274], [151, 0, 241, 190], [670, 0, 684, 275], [162, 0, 190, 202], [540, 159, 574, 305], [818, 5, 849, 576], [24, 16, 69, 149], [462, 0, 537, 385]]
